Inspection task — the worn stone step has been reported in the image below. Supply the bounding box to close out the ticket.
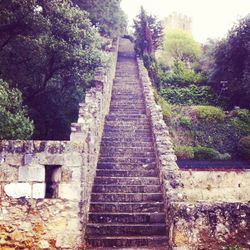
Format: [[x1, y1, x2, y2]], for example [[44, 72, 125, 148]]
[[100, 152, 155, 158], [94, 177, 160, 186], [86, 223, 167, 236], [91, 193, 163, 202], [109, 110, 146, 115], [90, 202, 164, 213], [106, 115, 147, 121], [86, 235, 168, 248], [98, 158, 156, 165], [88, 212, 165, 224], [104, 124, 151, 130], [100, 146, 153, 153], [101, 138, 153, 144], [97, 162, 156, 171], [96, 169, 157, 177], [92, 185, 161, 193], [101, 141, 153, 148]]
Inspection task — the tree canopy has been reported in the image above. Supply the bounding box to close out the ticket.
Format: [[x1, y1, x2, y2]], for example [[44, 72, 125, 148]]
[[133, 7, 163, 56], [157, 29, 201, 67], [0, 79, 33, 139], [71, 0, 127, 37], [0, 0, 104, 139], [210, 14, 250, 109]]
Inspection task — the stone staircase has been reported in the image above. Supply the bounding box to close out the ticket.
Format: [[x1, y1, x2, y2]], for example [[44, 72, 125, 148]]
[[85, 39, 168, 249]]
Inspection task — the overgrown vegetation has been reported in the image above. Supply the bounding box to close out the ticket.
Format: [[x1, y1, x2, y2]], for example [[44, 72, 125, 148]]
[[0, 80, 33, 139], [0, 0, 126, 139], [134, 12, 250, 160]]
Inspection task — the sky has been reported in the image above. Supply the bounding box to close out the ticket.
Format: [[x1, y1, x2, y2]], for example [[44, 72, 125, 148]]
[[121, 0, 250, 43]]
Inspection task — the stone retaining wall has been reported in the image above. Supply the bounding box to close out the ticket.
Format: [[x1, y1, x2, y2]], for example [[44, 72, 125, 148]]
[[0, 39, 118, 249], [137, 58, 250, 250]]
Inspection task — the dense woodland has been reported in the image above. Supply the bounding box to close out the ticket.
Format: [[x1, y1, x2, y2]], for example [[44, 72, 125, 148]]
[[0, 0, 126, 140], [134, 8, 250, 160]]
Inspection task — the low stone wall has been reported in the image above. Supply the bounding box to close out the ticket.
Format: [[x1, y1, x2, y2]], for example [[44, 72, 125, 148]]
[[0, 39, 118, 249], [137, 58, 250, 250]]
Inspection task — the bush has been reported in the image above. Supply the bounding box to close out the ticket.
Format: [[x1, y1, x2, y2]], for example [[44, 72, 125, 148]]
[[153, 90, 171, 119], [175, 145, 194, 159], [193, 146, 221, 160], [238, 136, 250, 159], [160, 85, 214, 105], [193, 105, 225, 121], [0, 80, 34, 139], [179, 116, 191, 126]]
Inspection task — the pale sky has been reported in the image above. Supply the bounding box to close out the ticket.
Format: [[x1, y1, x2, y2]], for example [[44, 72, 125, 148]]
[[121, 0, 250, 43]]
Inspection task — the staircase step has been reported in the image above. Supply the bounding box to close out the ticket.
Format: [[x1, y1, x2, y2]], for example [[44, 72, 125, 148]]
[[86, 235, 168, 248], [101, 141, 153, 148], [88, 213, 165, 224], [98, 158, 155, 165], [100, 151, 155, 158], [94, 177, 160, 186], [97, 162, 156, 171], [90, 202, 164, 213], [91, 193, 163, 202], [92, 185, 161, 193], [86, 223, 167, 236], [96, 169, 157, 177]]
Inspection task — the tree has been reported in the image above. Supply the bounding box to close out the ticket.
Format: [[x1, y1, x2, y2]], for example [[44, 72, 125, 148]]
[[210, 14, 250, 109], [0, 0, 104, 139], [157, 29, 201, 67], [71, 0, 127, 37], [0, 79, 33, 139], [133, 7, 163, 56]]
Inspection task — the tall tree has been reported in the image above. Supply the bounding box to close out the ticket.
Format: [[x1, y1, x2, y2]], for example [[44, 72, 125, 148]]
[[71, 0, 127, 37], [133, 7, 163, 56], [0, 0, 104, 139], [157, 29, 201, 67], [210, 14, 250, 109]]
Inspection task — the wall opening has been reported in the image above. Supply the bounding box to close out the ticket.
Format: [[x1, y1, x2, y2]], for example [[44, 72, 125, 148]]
[[45, 165, 61, 198]]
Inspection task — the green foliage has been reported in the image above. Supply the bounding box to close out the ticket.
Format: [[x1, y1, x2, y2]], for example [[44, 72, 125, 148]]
[[169, 106, 250, 158], [0, 0, 104, 139], [133, 7, 163, 56], [72, 0, 127, 37], [193, 146, 221, 160], [157, 29, 201, 66], [210, 14, 250, 109], [153, 90, 171, 120], [193, 105, 225, 121], [175, 145, 194, 160], [179, 117, 191, 126], [160, 85, 214, 105], [0, 79, 33, 139], [160, 60, 205, 86], [238, 136, 250, 160]]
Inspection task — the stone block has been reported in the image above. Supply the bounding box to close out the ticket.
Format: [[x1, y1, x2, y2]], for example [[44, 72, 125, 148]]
[[32, 183, 45, 199], [18, 165, 45, 182], [58, 183, 81, 200], [4, 183, 31, 198], [64, 153, 82, 166], [23, 154, 33, 165]]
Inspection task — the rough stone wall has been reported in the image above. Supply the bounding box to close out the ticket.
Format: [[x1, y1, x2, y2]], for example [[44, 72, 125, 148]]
[[0, 39, 118, 249], [137, 58, 250, 249]]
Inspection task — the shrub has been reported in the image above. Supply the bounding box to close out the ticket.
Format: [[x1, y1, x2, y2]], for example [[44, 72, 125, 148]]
[[175, 145, 194, 160], [153, 90, 171, 119], [160, 85, 214, 105], [238, 136, 250, 159], [193, 146, 221, 160], [193, 105, 225, 121], [179, 116, 191, 126]]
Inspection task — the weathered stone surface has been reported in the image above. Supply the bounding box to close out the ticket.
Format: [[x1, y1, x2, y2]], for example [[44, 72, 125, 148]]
[[18, 165, 45, 182], [33, 183, 45, 198], [4, 183, 31, 198]]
